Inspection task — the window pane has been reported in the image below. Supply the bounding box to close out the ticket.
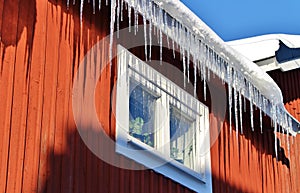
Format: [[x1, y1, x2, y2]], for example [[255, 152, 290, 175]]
[[129, 81, 156, 147], [170, 106, 196, 170]]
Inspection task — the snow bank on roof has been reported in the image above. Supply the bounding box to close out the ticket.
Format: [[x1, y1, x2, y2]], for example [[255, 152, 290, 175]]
[[227, 34, 300, 62]]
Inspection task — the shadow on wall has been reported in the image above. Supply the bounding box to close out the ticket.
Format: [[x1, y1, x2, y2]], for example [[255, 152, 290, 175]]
[[268, 68, 300, 121], [0, 0, 36, 72], [40, 125, 267, 193], [231, 90, 290, 168]]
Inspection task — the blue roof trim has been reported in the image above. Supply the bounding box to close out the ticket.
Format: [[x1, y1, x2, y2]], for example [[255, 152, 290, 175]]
[[276, 41, 300, 63]]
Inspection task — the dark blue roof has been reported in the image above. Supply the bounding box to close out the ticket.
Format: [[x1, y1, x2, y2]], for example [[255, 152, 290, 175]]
[[275, 41, 300, 63]]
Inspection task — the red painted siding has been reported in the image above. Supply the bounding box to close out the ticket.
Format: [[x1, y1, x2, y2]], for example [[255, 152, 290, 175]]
[[1, 0, 300, 193]]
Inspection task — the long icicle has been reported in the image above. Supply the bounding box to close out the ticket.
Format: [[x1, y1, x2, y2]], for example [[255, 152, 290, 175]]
[[203, 64, 207, 101], [239, 91, 243, 134], [172, 18, 175, 58], [128, 5, 131, 32], [234, 75, 238, 139], [142, 0, 147, 60], [273, 104, 278, 160], [249, 82, 254, 131], [260, 95, 263, 133], [120, 0, 124, 21], [164, 12, 170, 49], [286, 124, 290, 159], [193, 57, 197, 97], [92, 0, 95, 13], [109, 0, 117, 68], [117, 0, 120, 38], [187, 31, 190, 83], [134, 9, 138, 35], [80, 0, 84, 23], [148, 1, 152, 61], [182, 48, 186, 88], [227, 66, 232, 134], [159, 8, 163, 65]]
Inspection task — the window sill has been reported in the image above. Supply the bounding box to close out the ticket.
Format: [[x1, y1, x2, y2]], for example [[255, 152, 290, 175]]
[[115, 134, 212, 193]]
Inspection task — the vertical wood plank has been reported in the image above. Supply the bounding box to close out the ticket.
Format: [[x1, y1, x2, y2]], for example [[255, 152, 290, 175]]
[[0, 0, 19, 192]]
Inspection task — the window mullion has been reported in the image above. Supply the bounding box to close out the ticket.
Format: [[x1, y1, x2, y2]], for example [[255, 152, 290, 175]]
[[155, 92, 170, 156]]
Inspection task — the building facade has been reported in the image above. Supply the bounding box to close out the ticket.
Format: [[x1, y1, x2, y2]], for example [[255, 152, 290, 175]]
[[0, 0, 300, 193]]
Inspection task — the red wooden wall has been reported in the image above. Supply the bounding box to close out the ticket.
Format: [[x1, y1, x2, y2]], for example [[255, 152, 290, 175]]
[[0, 0, 300, 193], [210, 63, 300, 193]]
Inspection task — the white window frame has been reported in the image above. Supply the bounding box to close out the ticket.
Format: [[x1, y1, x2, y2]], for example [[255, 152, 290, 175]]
[[115, 45, 212, 193]]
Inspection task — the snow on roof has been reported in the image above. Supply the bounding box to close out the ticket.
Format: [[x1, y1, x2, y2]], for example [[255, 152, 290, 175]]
[[227, 34, 300, 62], [226, 34, 300, 72]]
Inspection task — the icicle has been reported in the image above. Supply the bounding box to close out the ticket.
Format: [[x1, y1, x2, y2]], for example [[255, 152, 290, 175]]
[[142, 0, 147, 60], [73, 0, 76, 5], [182, 49, 186, 88], [259, 108, 263, 133], [172, 19, 175, 58], [194, 58, 197, 97], [98, 0, 101, 10], [175, 21, 179, 50], [164, 12, 170, 49], [149, 23, 152, 61], [156, 23, 160, 44], [249, 82, 254, 131], [80, 0, 84, 24], [272, 104, 278, 160], [159, 28, 162, 64], [153, 4, 156, 37], [250, 99, 254, 131], [106, 0, 108, 6], [259, 94, 263, 133], [234, 78, 238, 136], [228, 84, 232, 134], [227, 66, 232, 134], [67, 0, 70, 9], [203, 65, 207, 101], [134, 9, 138, 35], [239, 91, 243, 134], [235, 89, 239, 140], [217, 57, 222, 78], [159, 9, 163, 65], [263, 97, 267, 116], [92, 0, 95, 13], [109, 0, 117, 67], [128, 5, 131, 32], [187, 51, 190, 83], [187, 31, 190, 83], [244, 92, 247, 112], [206, 54, 210, 82], [286, 128, 290, 159], [120, 0, 124, 21], [117, 0, 120, 38], [147, 1, 152, 61]]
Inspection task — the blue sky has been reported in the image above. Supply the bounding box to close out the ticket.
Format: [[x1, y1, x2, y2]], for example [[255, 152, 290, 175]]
[[181, 0, 300, 41]]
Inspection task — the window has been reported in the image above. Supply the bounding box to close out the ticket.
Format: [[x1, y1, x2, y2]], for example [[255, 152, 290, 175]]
[[116, 45, 212, 192]]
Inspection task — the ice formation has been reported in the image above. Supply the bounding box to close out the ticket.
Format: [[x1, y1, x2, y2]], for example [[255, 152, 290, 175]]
[[70, 0, 300, 159]]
